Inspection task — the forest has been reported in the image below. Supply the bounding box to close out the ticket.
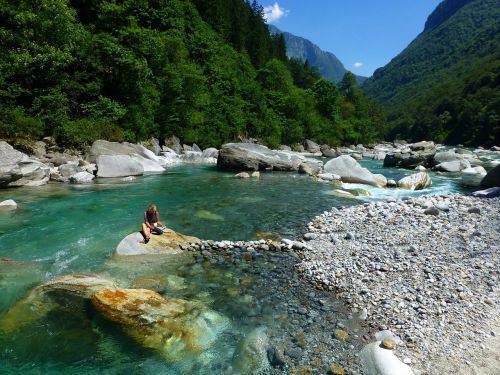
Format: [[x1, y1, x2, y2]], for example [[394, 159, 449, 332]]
[[0, 0, 384, 149]]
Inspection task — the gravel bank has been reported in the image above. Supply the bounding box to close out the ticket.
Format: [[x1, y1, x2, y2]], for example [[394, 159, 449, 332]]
[[296, 194, 500, 374]]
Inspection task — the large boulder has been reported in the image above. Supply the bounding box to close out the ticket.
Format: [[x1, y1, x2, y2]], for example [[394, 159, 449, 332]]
[[141, 137, 161, 156], [481, 164, 500, 187], [304, 139, 320, 153], [96, 155, 143, 178], [360, 341, 414, 375], [217, 143, 303, 171], [0, 141, 50, 187], [164, 135, 182, 154], [320, 145, 337, 158], [91, 288, 230, 361], [384, 141, 436, 169], [58, 163, 82, 178], [0, 274, 117, 333], [89, 140, 165, 174], [232, 326, 270, 374], [434, 159, 470, 172], [299, 160, 323, 176], [324, 155, 386, 187], [115, 229, 200, 257], [397, 172, 432, 191], [202, 148, 219, 159]]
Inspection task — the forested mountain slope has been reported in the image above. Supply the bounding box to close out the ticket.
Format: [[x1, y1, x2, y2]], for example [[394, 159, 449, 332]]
[[268, 25, 366, 84], [363, 0, 500, 146], [0, 0, 383, 148]]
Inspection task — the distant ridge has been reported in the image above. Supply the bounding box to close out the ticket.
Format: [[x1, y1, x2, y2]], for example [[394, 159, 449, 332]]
[[268, 25, 367, 84]]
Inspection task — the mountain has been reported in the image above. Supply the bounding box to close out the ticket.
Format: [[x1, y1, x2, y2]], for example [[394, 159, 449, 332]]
[[363, 0, 500, 146], [268, 25, 367, 84]]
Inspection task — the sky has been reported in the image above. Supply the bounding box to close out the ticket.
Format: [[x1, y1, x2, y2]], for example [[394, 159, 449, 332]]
[[262, 0, 443, 77]]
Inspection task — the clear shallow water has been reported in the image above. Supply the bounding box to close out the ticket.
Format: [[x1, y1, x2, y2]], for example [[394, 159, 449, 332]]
[[0, 162, 471, 374]]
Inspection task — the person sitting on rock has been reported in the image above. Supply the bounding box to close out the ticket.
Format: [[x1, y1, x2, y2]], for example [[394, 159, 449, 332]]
[[141, 204, 165, 243]]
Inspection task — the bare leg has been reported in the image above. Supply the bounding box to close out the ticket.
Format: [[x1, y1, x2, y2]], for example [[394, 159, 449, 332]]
[[141, 224, 151, 240]]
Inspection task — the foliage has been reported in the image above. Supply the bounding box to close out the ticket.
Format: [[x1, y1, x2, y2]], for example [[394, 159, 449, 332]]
[[363, 0, 500, 146], [0, 0, 384, 148]]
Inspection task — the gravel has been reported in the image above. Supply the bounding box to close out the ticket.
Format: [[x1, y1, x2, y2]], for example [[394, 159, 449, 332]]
[[295, 194, 500, 374]]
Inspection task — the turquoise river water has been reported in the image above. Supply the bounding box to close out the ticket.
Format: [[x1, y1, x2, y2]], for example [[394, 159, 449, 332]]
[[0, 161, 472, 374]]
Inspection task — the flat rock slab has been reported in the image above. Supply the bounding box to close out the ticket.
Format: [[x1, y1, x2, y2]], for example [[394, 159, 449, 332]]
[[115, 230, 200, 256]]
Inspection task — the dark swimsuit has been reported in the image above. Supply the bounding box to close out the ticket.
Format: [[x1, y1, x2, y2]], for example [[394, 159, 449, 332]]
[[146, 211, 157, 224]]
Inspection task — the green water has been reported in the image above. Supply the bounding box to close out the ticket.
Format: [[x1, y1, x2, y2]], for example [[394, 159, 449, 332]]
[[0, 163, 471, 374]]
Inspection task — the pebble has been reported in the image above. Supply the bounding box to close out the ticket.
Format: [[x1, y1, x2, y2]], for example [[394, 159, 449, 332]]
[[381, 339, 396, 350], [296, 194, 500, 375]]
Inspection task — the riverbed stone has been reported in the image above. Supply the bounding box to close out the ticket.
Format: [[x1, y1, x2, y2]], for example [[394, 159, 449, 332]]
[[232, 326, 269, 374], [0, 199, 17, 211], [299, 160, 322, 176], [96, 155, 144, 178], [324, 155, 386, 187], [304, 140, 320, 153], [397, 172, 432, 191], [115, 230, 200, 257], [434, 159, 470, 172], [217, 143, 303, 171], [0, 141, 50, 187], [69, 171, 95, 184], [360, 341, 414, 375], [91, 288, 230, 361], [384, 141, 436, 169]]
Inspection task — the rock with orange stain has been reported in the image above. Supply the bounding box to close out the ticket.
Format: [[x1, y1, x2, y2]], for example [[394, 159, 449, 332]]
[[114, 230, 200, 257], [91, 288, 230, 361]]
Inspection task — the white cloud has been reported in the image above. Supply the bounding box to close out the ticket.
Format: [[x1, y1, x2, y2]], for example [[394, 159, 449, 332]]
[[263, 2, 290, 23], [353, 62, 363, 69]]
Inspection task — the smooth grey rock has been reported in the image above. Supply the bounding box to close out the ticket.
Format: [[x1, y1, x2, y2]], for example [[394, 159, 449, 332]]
[[461, 166, 487, 187], [299, 160, 322, 176], [89, 140, 164, 173], [279, 145, 291, 151], [202, 148, 219, 159], [397, 172, 432, 191], [69, 172, 95, 184], [481, 164, 500, 188], [324, 155, 386, 187], [360, 341, 414, 375], [321, 146, 337, 158], [141, 137, 161, 155], [434, 159, 470, 172], [304, 139, 320, 153], [96, 155, 143, 178], [251, 171, 260, 178], [217, 143, 303, 171], [0, 199, 17, 211], [164, 135, 182, 154], [58, 163, 82, 178], [0, 141, 50, 187]]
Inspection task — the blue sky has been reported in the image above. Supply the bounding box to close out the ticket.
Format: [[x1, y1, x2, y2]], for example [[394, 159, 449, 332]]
[[262, 0, 442, 77]]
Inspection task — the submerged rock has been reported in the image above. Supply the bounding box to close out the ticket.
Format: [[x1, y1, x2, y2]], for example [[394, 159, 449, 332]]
[[91, 288, 230, 361], [0, 274, 117, 333], [217, 143, 303, 171], [324, 155, 386, 187], [194, 210, 224, 221], [115, 230, 200, 256], [360, 341, 414, 375], [397, 172, 432, 191], [232, 326, 270, 374]]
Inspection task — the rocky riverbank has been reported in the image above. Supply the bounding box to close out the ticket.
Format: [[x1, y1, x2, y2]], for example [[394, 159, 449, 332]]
[[296, 194, 500, 374]]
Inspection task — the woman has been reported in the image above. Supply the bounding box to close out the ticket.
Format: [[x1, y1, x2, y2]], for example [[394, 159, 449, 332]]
[[141, 204, 165, 243]]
